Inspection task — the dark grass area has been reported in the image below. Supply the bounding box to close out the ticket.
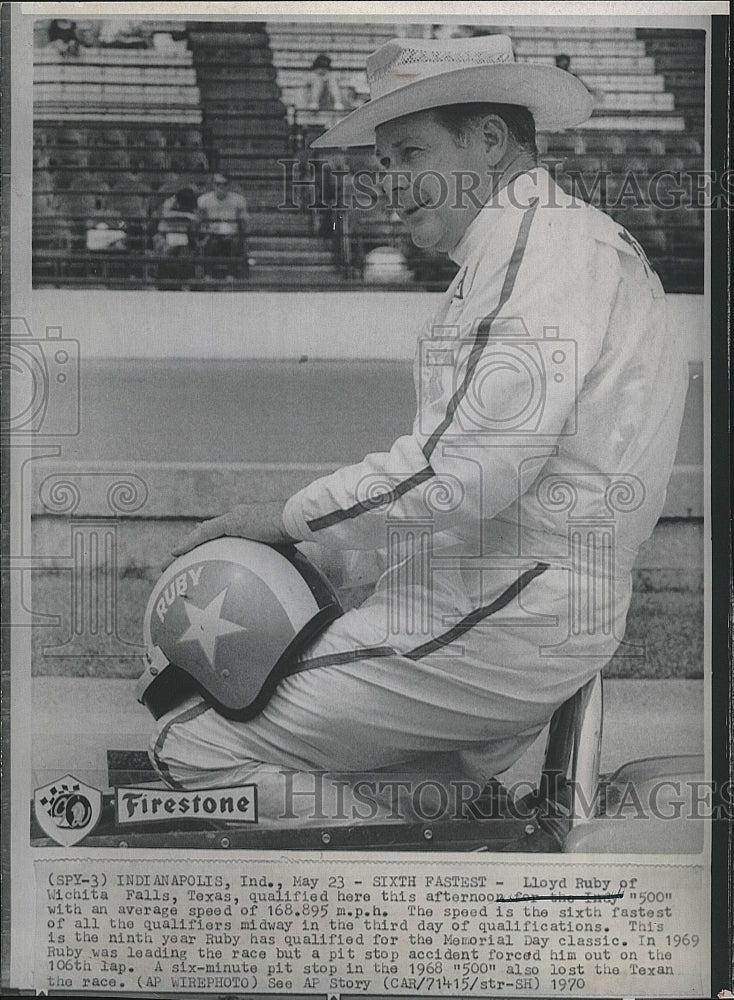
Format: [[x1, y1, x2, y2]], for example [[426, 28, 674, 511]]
[[604, 591, 703, 679], [31, 573, 703, 680]]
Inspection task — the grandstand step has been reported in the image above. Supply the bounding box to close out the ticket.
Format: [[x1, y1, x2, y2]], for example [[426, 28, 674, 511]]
[[279, 66, 670, 94], [651, 259, 703, 294], [35, 123, 207, 145], [580, 74, 665, 91], [35, 48, 194, 66], [244, 198, 312, 214], [582, 114, 687, 131], [542, 153, 704, 174], [204, 119, 287, 137], [187, 31, 270, 48], [247, 213, 322, 235], [280, 88, 677, 114], [267, 31, 400, 51], [31, 212, 323, 239], [514, 39, 647, 56], [34, 109, 203, 124], [31, 269, 352, 290], [35, 84, 200, 105], [265, 22, 401, 36], [197, 81, 281, 100], [592, 92, 675, 111], [195, 65, 278, 82], [190, 21, 266, 33], [671, 90, 707, 106], [215, 156, 289, 175], [276, 67, 364, 87], [201, 100, 287, 117], [35, 65, 197, 85], [266, 23, 647, 44], [189, 18, 292, 217], [640, 37, 705, 54], [214, 139, 290, 155], [248, 249, 336, 264], [232, 190, 300, 209], [483, 25, 640, 39], [36, 151, 210, 173], [190, 48, 273, 66], [661, 71, 705, 89], [243, 266, 343, 283], [645, 54, 706, 71], [636, 27, 706, 38], [268, 51, 387, 69], [270, 37, 646, 60], [518, 55, 656, 73], [248, 234, 330, 251], [636, 28, 704, 141], [208, 118, 290, 137]]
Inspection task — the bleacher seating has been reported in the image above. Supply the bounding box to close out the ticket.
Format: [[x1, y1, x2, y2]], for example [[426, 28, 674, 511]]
[[34, 47, 202, 124], [267, 22, 402, 110], [264, 22, 703, 293], [184, 21, 343, 284], [636, 28, 705, 139], [32, 21, 213, 285], [32, 20, 705, 293]]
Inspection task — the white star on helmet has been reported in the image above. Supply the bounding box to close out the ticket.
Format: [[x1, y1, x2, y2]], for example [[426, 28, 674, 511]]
[[177, 588, 247, 668]]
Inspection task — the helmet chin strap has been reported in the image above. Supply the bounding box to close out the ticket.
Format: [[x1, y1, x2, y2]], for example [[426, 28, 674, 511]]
[[135, 645, 170, 705]]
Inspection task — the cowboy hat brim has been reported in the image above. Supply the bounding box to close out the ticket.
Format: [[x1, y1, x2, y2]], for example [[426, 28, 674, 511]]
[[311, 63, 593, 148]]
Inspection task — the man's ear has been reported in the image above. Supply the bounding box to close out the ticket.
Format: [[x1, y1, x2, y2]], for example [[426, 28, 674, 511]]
[[480, 115, 510, 166]]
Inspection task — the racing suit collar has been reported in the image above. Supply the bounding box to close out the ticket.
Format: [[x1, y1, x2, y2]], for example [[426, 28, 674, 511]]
[[449, 167, 547, 265]]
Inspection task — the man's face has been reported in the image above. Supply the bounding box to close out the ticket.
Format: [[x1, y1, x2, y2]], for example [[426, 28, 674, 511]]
[[374, 109, 491, 253], [214, 180, 228, 200]]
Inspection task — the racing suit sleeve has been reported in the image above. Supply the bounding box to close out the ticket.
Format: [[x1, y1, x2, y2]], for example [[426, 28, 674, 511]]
[[282, 201, 623, 551]]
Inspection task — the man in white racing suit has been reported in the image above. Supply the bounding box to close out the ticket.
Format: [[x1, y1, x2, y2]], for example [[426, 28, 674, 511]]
[[149, 35, 688, 822]]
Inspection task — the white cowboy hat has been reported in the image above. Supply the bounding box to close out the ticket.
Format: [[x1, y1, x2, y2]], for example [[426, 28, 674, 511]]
[[311, 34, 593, 148]]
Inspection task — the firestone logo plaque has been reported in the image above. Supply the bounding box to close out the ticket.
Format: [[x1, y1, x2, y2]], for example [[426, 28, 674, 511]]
[[33, 775, 103, 846]]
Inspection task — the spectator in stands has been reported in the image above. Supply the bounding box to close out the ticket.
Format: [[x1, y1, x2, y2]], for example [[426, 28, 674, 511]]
[[306, 53, 343, 111], [53, 171, 112, 252], [33, 171, 69, 253], [157, 170, 188, 199], [98, 19, 150, 49], [108, 159, 153, 253], [155, 187, 201, 246], [289, 131, 338, 243], [46, 19, 84, 57], [197, 174, 250, 279], [341, 76, 369, 111], [431, 24, 478, 40], [555, 53, 600, 104], [555, 53, 573, 73], [154, 187, 201, 285]]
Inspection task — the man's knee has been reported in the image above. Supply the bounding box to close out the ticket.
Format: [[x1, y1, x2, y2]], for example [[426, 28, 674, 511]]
[[147, 698, 224, 788]]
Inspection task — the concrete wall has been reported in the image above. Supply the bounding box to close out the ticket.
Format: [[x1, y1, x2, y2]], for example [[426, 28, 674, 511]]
[[29, 460, 703, 591], [28, 290, 706, 361]]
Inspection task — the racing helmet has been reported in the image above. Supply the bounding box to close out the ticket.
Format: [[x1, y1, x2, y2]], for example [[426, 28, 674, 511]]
[[136, 538, 342, 721]]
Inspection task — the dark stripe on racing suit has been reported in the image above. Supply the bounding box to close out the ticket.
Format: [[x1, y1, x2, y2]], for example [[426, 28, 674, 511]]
[[305, 197, 540, 533]]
